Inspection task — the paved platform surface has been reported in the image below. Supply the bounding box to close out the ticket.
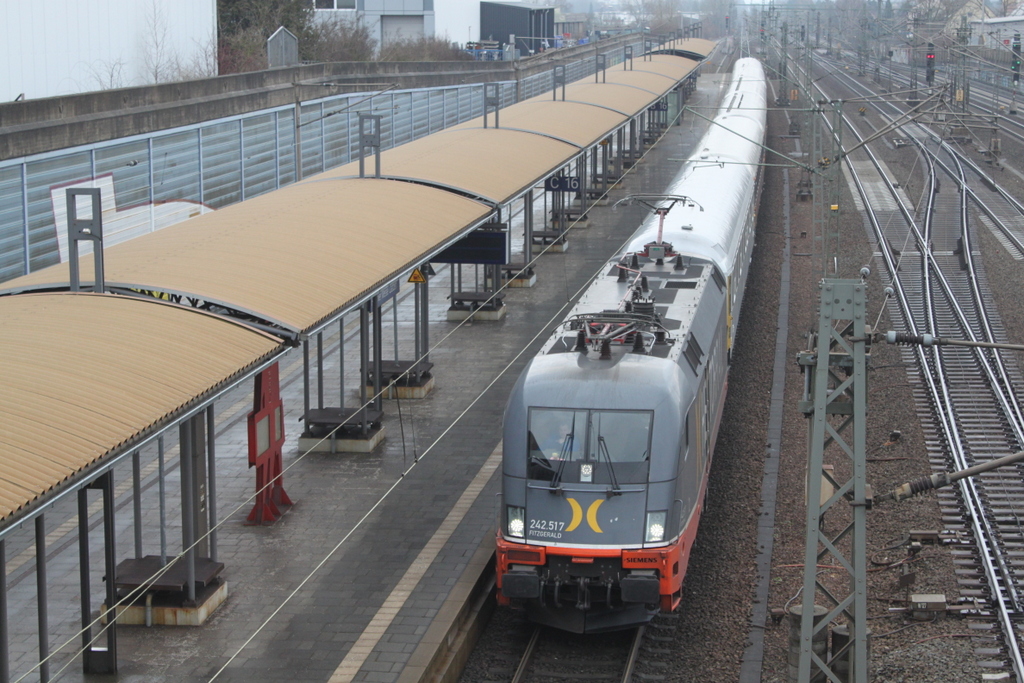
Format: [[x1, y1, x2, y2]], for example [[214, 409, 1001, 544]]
[[1, 68, 731, 683]]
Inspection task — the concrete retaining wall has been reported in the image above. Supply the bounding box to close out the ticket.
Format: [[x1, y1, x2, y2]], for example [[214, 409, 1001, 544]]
[[0, 34, 639, 162]]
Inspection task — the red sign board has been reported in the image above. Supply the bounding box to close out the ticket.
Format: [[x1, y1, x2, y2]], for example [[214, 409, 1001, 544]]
[[246, 363, 292, 524]]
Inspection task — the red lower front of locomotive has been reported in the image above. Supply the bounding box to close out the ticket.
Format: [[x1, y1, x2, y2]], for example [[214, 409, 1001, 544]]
[[496, 507, 704, 632]]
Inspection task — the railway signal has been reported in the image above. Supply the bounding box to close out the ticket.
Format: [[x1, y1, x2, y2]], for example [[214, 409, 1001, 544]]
[[925, 43, 935, 86], [1013, 33, 1021, 85]]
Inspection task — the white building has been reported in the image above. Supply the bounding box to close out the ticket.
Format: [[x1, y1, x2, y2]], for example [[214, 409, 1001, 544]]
[[435, 0, 482, 45], [315, 0, 481, 48], [1, 0, 216, 101], [972, 15, 1024, 48]]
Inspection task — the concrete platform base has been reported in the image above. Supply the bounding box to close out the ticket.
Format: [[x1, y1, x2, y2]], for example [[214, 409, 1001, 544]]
[[447, 305, 507, 322], [503, 272, 537, 288], [108, 581, 228, 627], [551, 218, 589, 228], [533, 240, 568, 254], [299, 425, 386, 454], [365, 376, 435, 399]]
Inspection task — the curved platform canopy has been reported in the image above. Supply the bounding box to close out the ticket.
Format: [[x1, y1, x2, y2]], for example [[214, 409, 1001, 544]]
[[0, 38, 716, 535], [0, 179, 493, 334], [658, 37, 718, 61], [608, 54, 701, 83], [311, 127, 580, 205], [522, 81, 661, 117], [0, 293, 281, 524], [450, 100, 627, 148]]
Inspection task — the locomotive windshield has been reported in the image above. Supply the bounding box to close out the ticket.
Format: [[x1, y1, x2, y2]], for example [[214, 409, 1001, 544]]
[[527, 408, 652, 484]]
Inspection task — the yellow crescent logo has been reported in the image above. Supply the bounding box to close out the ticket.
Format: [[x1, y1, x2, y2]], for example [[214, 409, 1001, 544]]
[[566, 498, 583, 531], [586, 499, 604, 533]]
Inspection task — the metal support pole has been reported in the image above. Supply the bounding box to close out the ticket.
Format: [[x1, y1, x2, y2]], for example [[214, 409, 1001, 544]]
[[616, 128, 625, 175], [393, 296, 399, 360], [797, 278, 870, 683], [35, 516, 49, 683], [339, 316, 346, 407], [629, 119, 636, 165], [0, 539, 7, 683], [158, 436, 167, 566], [132, 451, 142, 559], [78, 489, 91, 656], [421, 266, 429, 362], [65, 188, 105, 294], [360, 304, 369, 436], [99, 472, 117, 668], [206, 404, 218, 564], [579, 152, 588, 213], [601, 140, 609, 190], [179, 421, 196, 605], [525, 190, 534, 257], [414, 285, 421, 360], [302, 339, 310, 428], [373, 296, 383, 412], [316, 332, 324, 410]]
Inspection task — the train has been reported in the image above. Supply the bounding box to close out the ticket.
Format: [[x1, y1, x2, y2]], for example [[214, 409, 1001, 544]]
[[494, 57, 768, 633]]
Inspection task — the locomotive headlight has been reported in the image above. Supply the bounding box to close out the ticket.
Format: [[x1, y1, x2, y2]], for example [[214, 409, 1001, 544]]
[[645, 511, 667, 543], [580, 462, 593, 483], [507, 506, 526, 539]]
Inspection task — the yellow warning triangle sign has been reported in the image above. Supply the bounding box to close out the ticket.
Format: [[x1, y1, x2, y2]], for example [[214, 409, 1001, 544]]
[[408, 269, 427, 284]]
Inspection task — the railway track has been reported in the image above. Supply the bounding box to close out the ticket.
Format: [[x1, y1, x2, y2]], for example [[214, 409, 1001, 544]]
[[857, 57, 1024, 258], [500, 623, 647, 683], [802, 56, 1024, 680]]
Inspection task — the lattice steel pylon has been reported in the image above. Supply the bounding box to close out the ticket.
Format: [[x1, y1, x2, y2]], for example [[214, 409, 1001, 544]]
[[796, 277, 871, 683]]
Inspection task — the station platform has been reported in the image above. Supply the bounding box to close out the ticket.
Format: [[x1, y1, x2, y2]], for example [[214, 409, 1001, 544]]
[[0, 69, 731, 683]]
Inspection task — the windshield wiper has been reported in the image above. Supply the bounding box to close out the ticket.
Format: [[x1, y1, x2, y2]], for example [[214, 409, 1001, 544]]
[[550, 415, 576, 491], [597, 436, 621, 495], [550, 433, 573, 491]]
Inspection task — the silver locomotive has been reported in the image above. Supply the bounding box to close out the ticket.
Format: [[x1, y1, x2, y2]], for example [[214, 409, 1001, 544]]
[[496, 58, 768, 633]]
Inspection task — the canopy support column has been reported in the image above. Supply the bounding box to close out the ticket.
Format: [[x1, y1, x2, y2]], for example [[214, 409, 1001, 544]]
[[0, 539, 7, 683], [35, 516, 49, 683], [78, 473, 117, 674], [372, 295, 383, 413], [360, 304, 369, 437], [132, 451, 142, 559], [206, 404, 218, 564]]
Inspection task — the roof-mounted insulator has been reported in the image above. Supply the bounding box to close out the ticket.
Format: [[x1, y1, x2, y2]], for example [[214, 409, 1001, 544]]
[[617, 264, 627, 282], [630, 253, 640, 269], [655, 330, 667, 344], [641, 276, 649, 292], [600, 339, 612, 360], [575, 329, 587, 352], [632, 333, 645, 353], [633, 300, 655, 318], [674, 254, 685, 271]]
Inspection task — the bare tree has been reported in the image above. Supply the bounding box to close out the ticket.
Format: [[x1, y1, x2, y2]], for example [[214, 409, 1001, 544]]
[[219, 26, 270, 73], [86, 58, 128, 90], [141, 0, 173, 82], [377, 35, 472, 61], [306, 15, 376, 62], [171, 33, 220, 80]]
